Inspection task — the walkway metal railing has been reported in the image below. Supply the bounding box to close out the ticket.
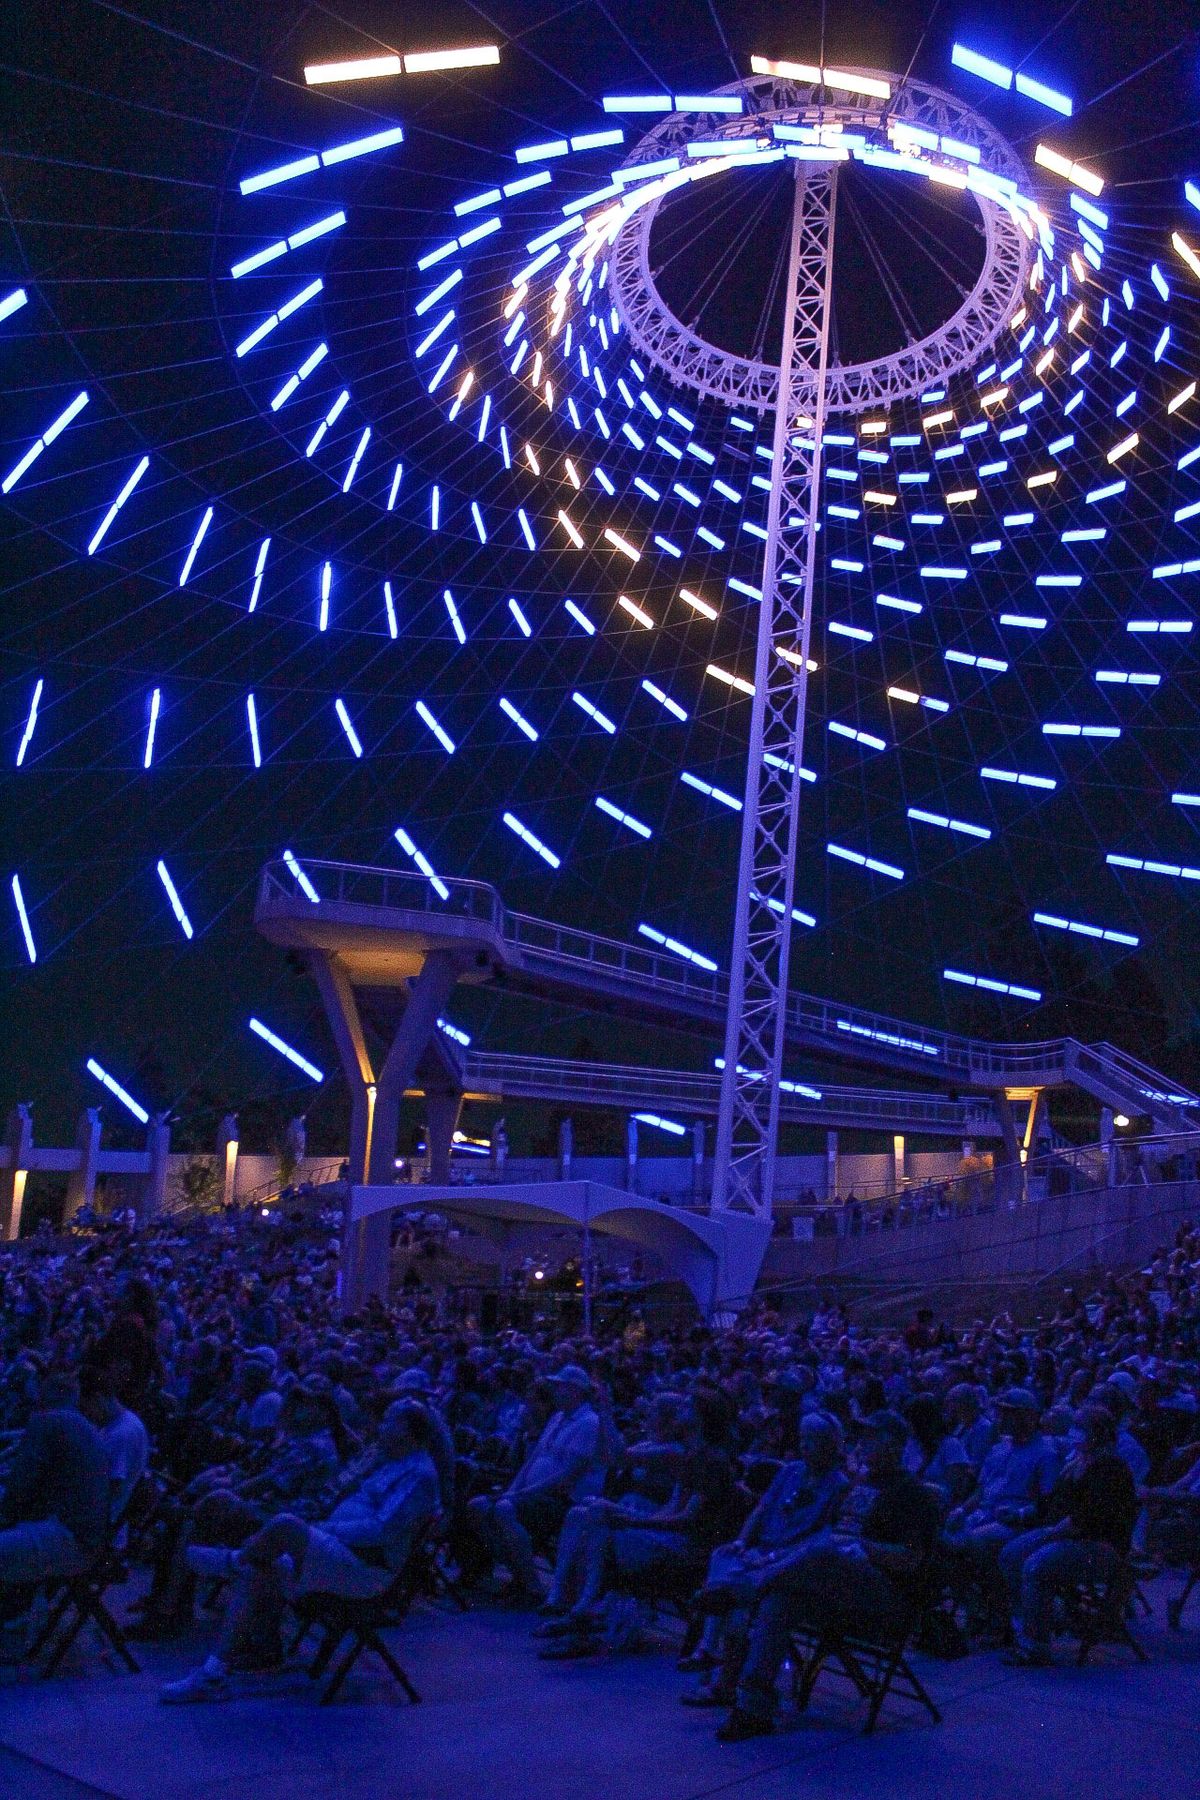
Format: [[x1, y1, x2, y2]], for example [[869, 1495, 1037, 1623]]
[[460, 1051, 992, 1134], [257, 859, 1200, 1123]]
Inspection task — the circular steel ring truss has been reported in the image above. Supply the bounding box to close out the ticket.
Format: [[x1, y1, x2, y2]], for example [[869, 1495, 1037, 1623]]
[[609, 72, 1036, 417]]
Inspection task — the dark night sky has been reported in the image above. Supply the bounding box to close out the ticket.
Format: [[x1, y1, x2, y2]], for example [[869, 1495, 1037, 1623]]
[[2, 0, 1199, 1148]]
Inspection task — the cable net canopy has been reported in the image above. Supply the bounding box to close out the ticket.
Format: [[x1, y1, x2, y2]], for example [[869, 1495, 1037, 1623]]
[[4, 20, 1200, 1123]]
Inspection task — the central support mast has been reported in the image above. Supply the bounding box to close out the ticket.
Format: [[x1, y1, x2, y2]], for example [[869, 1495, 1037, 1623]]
[[711, 165, 838, 1219]]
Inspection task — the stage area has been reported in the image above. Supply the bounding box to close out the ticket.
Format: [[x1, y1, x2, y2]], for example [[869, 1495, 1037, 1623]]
[[2, 1589, 1197, 1800]]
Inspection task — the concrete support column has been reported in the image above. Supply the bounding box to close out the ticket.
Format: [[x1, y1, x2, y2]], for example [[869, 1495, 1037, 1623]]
[[368, 952, 460, 1184], [891, 1133, 906, 1197], [825, 1130, 838, 1203], [342, 949, 463, 1314], [558, 1117, 573, 1181], [493, 1117, 508, 1181], [311, 953, 376, 1183], [1099, 1107, 1116, 1187], [218, 1113, 239, 1208], [64, 1108, 101, 1220], [996, 1094, 1026, 1211], [625, 1117, 639, 1192], [284, 1116, 307, 1169], [1, 1103, 33, 1241], [140, 1113, 171, 1223], [426, 1092, 463, 1183], [692, 1120, 706, 1202]]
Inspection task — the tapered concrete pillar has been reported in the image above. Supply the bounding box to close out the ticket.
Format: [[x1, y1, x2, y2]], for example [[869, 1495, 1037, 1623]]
[[218, 1114, 239, 1208], [997, 1088, 1044, 1208], [1, 1104, 33, 1240], [140, 1113, 171, 1223], [558, 1116, 573, 1181], [891, 1133, 906, 1197], [625, 1116, 639, 1192], [341, 949, 464, 1313], [427, 1092, 463, 1183], [311, 954, 376, 1182], [825, 1130, 838, 1203], [64, 1109, 101, 1220]]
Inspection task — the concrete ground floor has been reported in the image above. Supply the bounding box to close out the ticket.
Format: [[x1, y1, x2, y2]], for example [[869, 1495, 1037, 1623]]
[[1, 1576, 1199, 1799]]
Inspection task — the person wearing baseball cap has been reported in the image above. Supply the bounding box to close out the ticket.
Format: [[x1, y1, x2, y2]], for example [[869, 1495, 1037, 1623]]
[[943, 1387, 1059, 1638], [466, 1364, 602, 1601]]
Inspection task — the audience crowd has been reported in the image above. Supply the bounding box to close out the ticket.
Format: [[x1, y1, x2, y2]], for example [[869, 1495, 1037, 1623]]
[[2, 1198, 1200, 1737]]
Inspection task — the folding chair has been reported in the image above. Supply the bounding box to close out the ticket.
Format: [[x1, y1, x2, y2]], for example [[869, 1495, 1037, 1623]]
[[289, 1532, 428, 1703], [790, 1607, 942, 1734], [1066, 1559, 1148, 1666], [26, 1543, 140, 1678], [610, 1558, 707, 1658], [23, 1476, 159, 1678], [1167, 1564, 1199, 1631]]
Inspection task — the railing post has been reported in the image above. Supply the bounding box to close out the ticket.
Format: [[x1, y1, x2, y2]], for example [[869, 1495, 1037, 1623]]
[[1099, 1106, 1115, 1188], [825, 1129, 838, 1204]]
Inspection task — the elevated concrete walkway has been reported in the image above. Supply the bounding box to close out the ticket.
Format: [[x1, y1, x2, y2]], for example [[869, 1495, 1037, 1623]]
[[256, 858, 1200, 1132]]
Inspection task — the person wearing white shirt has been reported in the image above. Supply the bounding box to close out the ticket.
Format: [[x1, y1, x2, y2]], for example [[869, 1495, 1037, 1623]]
[[467, 1365, 603, 1599]]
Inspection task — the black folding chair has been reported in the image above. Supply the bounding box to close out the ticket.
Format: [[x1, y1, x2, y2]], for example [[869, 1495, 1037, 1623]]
[[1167, 1563, 1199, 1630], [611, 1559, 707, 1658], [26, 1542, 140, 1678], [790, 1606, 942, 1734], [1066, 1558, 1148, 1666], [23, 1477, 158, 1678], [289, 1532, 428, 1703]]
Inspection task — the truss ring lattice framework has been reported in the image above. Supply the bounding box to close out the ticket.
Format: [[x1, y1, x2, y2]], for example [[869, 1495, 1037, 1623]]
[[608, 72, 1035, 416]]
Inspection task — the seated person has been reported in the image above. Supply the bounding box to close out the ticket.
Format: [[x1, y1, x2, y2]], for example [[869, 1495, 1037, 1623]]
[[1099, 1378, 1151, 1484], [942, 1388, 1060, 1631], [536, 1391, 738, 1656], [466, 1365, 602, 1600], [716, 1410, 940, 1741], [681, 1411, 847, 1708], [1140, 1439, 1200, 1621], [903, 1395, 973, 1509], [945, 1383, 996, 1471], [135, 1383, 342, 1638], [0, 1372, 110, 1591], [1001, 1403, 1138, 1665], [160, 1400, 439, 1702], [539, 1393, 688, 1617], [79, 1363, 150, 1524]]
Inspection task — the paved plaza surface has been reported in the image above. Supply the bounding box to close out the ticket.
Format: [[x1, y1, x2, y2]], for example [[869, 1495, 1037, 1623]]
[[2, 1588, 1199, 1800]]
